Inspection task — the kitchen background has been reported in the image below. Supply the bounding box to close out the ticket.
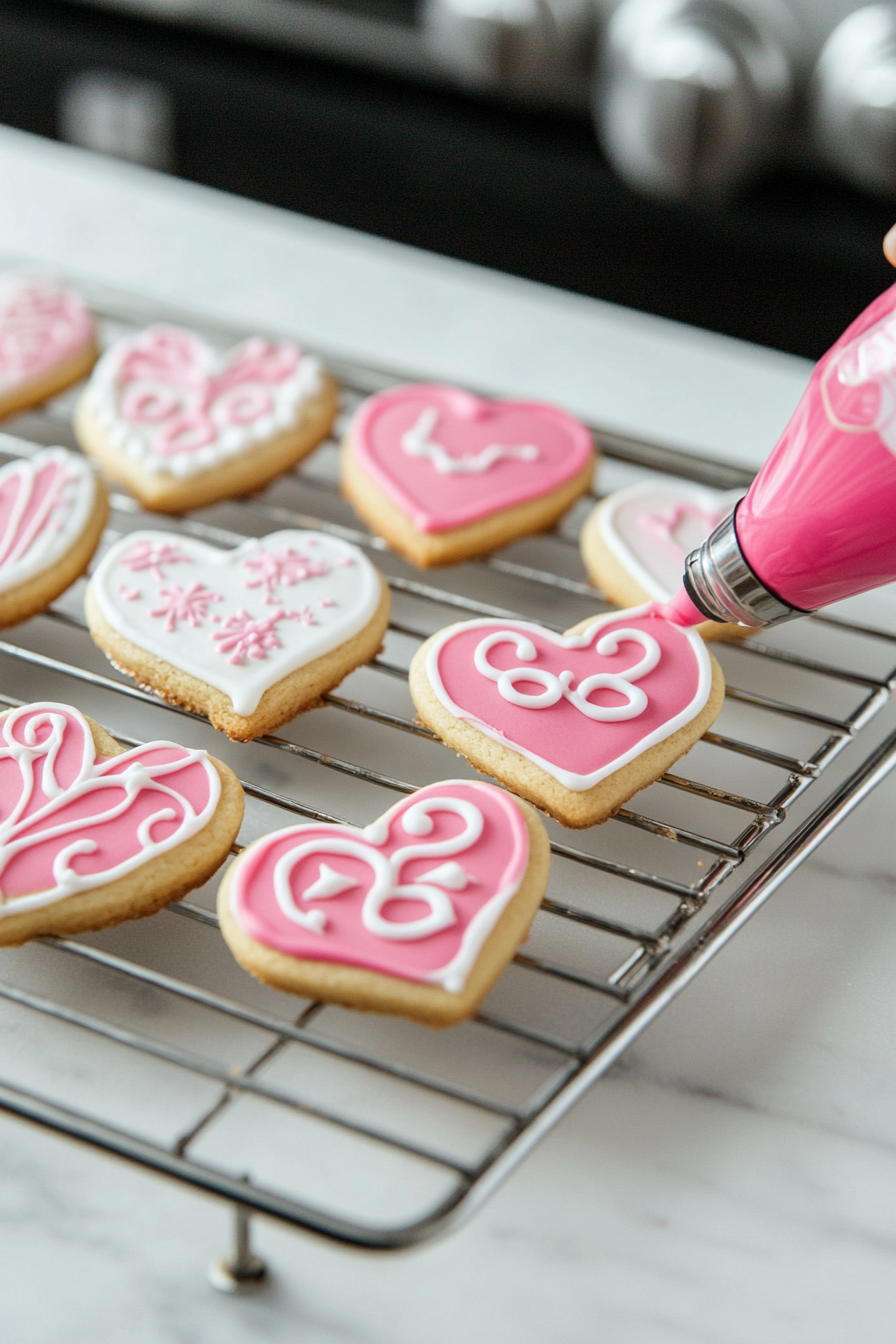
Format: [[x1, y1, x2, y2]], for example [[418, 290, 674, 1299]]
[[2, 0, 896, 358]]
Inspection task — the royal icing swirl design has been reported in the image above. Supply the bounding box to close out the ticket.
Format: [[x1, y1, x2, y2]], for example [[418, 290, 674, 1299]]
[[81, 325, 323, 479], [351, 384, 593, 532], [597, 482, 742, 601], [91, 529, 382, 716], [0, 448, 98, 595], [0, 276, 94, 394], [426, 607, 711, 791], [0, 702, 219, 917], [229, 780, 529, 993]]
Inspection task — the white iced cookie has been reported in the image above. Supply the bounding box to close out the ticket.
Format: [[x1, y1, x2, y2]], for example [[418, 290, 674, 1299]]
[[580, 480, 749, 642], [0, 275, 97, 418], [86, 528, 391, 740], [0, 447, 108, 628], [74, 324, 338, 513]]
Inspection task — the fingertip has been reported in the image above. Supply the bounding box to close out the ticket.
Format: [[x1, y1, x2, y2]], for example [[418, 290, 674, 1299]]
[[884, 223, 896, 268]]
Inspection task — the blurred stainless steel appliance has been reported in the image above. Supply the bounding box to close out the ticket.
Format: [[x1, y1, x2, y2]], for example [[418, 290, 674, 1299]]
[[1, 0, 895, 362], [596, 0, 796, 199], [54, 0, 896, 198], [811, 4, 896, 197]]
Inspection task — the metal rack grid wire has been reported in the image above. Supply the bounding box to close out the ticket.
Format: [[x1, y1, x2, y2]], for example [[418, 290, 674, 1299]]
[[0, 273, 895, 1250]]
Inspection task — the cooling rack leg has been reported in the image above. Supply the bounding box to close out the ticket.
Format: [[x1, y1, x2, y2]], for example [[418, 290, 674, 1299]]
[[208, 1203, 269, 1294]]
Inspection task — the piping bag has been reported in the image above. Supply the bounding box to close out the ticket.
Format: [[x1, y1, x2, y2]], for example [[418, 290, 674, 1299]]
[[657, 273, 896, 631]]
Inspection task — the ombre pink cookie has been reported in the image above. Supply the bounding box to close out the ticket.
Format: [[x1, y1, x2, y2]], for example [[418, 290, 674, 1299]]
[[410, 606, 726, 828], [343, 383, 595, 567], [219, 779, 551, 1025], [0, 276, 97, 416]]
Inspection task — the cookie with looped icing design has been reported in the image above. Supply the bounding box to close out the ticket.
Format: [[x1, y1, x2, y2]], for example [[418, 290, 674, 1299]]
[[410, 605, 725, 829]]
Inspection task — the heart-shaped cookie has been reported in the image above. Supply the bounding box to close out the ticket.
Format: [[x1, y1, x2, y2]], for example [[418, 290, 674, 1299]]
[[581, 481, 748, 642], [219, 779, 549, 1025], [86, 528, 390, 740], [0, 701, 243, 944], [75, 324, 338, 513], [411, 606, 725, 827], [0, 446, 109, 628], [342, 383, 595, 567], [0, 275, 97, 417]]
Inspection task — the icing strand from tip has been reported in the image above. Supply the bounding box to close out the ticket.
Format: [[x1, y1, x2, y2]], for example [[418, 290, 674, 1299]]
[[0, 702, 220, 917]]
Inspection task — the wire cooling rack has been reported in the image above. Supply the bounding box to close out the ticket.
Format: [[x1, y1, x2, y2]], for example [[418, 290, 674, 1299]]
[[0, 274, 895, 1253]]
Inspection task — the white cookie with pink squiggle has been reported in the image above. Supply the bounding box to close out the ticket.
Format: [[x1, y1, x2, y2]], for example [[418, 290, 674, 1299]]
[[85, 528, 390, 740], [580, 480, 749, 642], [75, 324, 338, 513], [0, 701, 243, 945], [0, 446, 108, 628], [0, 275, 98, 418]]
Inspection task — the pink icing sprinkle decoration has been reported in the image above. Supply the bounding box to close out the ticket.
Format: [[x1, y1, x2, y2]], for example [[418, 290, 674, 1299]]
[[121, 539, 192, 581], [243, 546, 330, 604], [212, 608, 288, 665], [149, 582, 223, 632]]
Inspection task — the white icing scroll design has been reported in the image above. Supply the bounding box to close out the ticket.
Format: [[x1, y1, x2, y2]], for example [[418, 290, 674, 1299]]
[[272, 796, 484, 942], [401, 407, 539, 475], [0, 703, 220, 917], [473, 627, 660, 722]]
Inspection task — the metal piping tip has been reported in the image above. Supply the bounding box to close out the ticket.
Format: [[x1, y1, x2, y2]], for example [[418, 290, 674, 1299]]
[[683, 506, 806, 629]]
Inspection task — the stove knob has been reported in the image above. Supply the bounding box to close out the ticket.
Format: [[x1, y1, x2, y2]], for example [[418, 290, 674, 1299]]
[[421, 0, 593, 92], [596, 0, 794, 200], [812, 4, 896, 196]]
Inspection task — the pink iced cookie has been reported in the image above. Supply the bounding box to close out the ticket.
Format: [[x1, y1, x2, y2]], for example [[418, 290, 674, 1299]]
[[410, 606, 725, 828], [342, 383, 595, 567], [0, 276, 97, 418], [74, 324, 338, 513], [580, 480, 750, 642], [0, 702, 243, 945], [218, 779, 550, 1025]]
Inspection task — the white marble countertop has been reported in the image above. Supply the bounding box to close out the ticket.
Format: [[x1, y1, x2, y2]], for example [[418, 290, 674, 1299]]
[[1, 125, 895, 1344]]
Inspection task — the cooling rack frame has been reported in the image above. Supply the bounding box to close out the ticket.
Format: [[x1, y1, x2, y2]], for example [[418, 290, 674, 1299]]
[[0, 272, 894, 1252]]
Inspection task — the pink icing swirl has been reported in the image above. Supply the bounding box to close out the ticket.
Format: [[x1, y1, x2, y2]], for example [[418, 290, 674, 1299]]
[[0, 277, 94, 391], [229, 779, 530, 993], [0, 703, 220, 915]]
